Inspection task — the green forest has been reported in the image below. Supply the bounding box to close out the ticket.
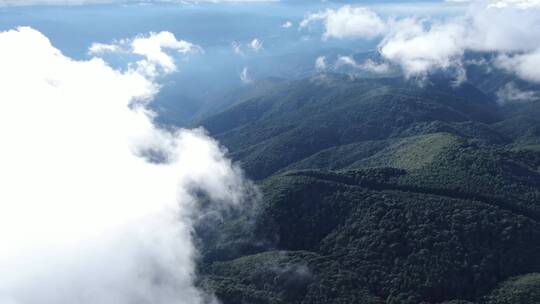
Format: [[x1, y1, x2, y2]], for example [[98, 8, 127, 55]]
[[194, 74, 540, 304]]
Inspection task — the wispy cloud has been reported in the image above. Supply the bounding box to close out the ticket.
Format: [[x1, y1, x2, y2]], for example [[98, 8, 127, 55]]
[[335, 56, 391, 74], [315, 56, 327, 71], [240, 66, 252, 83], [232, 41, 244, 55], [249, 38, 263, 52], [496, 82, 538, 104]]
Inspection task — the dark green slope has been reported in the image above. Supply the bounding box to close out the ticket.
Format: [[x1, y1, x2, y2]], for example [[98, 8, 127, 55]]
[[201, 76, 500, 179], [202, 250, 386, 304], [494, 101, 540, 148], [193, 78, 291, 123], [484, 273, 540, 304], [200, 169, 540, 304], [464, 54, 540, 98], [324, 133, 540, 220], [198, 135, 540, 303], [195, 74, 540, 304]]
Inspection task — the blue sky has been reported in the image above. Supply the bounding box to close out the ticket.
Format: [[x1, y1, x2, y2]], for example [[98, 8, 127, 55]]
[[1, 0, 538, 105]]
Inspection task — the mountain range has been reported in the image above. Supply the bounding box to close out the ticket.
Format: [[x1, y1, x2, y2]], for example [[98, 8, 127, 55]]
[[176, 65, 540, 304]]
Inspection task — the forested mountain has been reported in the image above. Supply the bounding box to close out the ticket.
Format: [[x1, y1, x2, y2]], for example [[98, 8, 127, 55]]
[[200, 75, 501, 179], [194, 72, 540, 304]]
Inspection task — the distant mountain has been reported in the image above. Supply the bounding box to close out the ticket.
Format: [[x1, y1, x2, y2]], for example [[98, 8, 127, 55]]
[[494, 102, 540, 148], [201, 75, 500, 179]]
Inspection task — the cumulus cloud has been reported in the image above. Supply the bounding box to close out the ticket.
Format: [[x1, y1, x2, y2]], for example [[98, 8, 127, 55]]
[[89, 31, 201, 78], [300, 5, 386, 40], [495, 50, 540, 83], [303, 2, 540, 83], [464, 5, 540, 52], [0, 27, 254, 304], [379, 18, 466, 77], [131, 31, 201, 74]]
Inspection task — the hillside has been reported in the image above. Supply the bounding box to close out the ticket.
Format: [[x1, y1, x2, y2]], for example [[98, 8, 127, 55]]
[[201, 75, 501, 179], [199, 168, 540, 303], [195, 74, 540, 304]]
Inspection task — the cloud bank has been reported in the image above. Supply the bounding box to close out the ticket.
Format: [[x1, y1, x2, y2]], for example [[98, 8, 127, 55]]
[[302, 1, 540, 83], [0, 27, 254, 304]]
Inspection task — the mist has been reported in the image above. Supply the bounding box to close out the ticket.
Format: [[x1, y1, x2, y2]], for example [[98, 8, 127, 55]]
[[0, 26, 254, 304]]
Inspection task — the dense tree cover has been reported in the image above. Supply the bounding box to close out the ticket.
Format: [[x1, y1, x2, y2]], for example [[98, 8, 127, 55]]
[[195, 74, 540, 303], [484, 273, 540, 304], [199, 170, 540, 303], [201, 76, 500, 179], [494, 102, 540, 146]]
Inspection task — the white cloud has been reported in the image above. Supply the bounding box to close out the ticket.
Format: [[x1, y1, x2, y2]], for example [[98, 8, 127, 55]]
[[315, 56, 327, 71], [335, 56, 391, 74], [0, 27, 254, 304], [132, 31, 201, 75], [90, 31, 201, 78], [488, 0, 540, 9], [249, 38, 263, 52], [379, 18, 466, 77], [334, 55, 357, 68], [88, 42, 121, 54], [231, 39, 263, 56], [240, 66, 252, 83], [300, 5, 386, 40], [495, 50, 540, 83], [496, 82, 538, 104], [282, 21, 293, 28], [232, 41, 244, 55], [303, 3, 540, 83], [464, 5, 540, 52], [359, 58, 391, 74], [445, 0, 540, 8]]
